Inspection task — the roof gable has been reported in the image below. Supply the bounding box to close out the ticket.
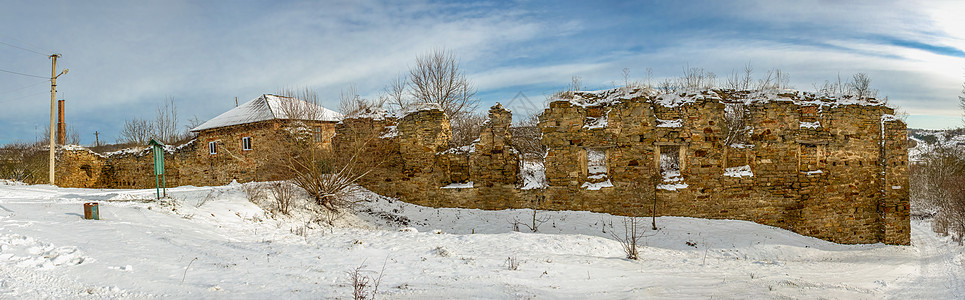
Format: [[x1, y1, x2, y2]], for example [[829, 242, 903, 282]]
[[191, 94, 341, 132]]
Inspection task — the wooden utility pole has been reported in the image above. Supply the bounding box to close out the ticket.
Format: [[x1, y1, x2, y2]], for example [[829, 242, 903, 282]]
[[48, 54, 68, 185], [94, 131, 100, 147]]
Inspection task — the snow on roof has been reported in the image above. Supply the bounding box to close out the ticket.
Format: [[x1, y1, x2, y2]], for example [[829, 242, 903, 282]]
[[191, 94, 341, 132]]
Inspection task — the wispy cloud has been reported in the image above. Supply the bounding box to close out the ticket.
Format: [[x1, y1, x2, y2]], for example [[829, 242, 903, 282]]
[[1, 0, 963, 144]]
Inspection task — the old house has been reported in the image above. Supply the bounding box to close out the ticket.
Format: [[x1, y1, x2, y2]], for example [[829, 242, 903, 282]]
[[184, 94, 341, 185]]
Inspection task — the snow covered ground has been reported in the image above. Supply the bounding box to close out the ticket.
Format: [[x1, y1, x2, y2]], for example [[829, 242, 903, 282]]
[[1, 181, 963, 299]]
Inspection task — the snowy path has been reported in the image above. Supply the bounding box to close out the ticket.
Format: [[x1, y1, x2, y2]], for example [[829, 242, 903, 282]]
[[890, 220, 965, 299], [0, 182, 963, 299]]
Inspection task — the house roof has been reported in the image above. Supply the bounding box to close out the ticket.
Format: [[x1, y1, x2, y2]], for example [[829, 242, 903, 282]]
[[190, 94, 341, 132]]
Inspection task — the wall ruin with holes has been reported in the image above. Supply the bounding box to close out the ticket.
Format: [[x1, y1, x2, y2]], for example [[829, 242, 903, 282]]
[[348, 89, 909, 245], [53, 88, 909, 245]]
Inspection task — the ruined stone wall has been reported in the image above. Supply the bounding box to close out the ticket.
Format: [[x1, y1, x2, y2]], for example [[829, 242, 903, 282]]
[[346, 89, 910, 245], [54, 88, 910, 245]]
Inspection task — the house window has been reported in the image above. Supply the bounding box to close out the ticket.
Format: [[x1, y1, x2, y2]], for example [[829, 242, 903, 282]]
[[313, 126, 323, 142], [242, 137, 252, 151], [208, 141, 217, 155]]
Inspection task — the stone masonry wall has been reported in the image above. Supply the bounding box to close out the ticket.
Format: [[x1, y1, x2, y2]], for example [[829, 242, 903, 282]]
[[346, 89, 910, 245], [56, 119, 337, 190], [55, 88, 910, 245]]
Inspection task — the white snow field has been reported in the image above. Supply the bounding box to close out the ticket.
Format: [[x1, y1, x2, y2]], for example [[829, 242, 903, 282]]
[[1, 181, 963, 299]]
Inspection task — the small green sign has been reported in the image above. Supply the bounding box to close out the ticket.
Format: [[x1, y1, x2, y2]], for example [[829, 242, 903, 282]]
[[149, 139, 167, 199]]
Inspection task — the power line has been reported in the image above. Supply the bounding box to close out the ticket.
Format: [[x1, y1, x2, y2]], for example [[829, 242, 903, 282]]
[[0, 67, 48, 79], [0, 40, 50, 56], [0, 79, 49, 97]]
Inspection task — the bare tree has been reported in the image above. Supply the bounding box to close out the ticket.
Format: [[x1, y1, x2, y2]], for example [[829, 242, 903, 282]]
[[407, 48, 478, 119], [339, 84, 386, 118], [383, 75, 409, 114], [722, 103, 750, 146], [915, 144, 965, 244], [154, 98, 181, 144], [277, 87, 325, 121], [118, 118, 152, 145]]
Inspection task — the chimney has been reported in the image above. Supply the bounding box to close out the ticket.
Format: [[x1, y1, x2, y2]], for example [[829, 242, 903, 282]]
[[57, 99, 65, 145]]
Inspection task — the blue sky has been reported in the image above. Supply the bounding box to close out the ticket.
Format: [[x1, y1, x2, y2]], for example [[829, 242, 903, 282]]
[[1, 0, 963, 145]]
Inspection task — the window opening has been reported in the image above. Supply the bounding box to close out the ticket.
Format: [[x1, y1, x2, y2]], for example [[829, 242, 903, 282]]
[[208, 141, 217, 155], [582, 148, 612, 190], [242, 136, 252, 151], [313, 127, 323, 142], [657, 145, 687, 191]]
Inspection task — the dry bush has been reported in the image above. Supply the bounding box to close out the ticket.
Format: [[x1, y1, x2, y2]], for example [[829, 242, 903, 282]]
[[610, 216, 646, 260], [268, 181, 298, 215], [914, 144, 965, 244], [505, 256, 520, 271], [272, 118, 388, 212], [0, 142, 47, 183], [510, 113, 546, 158], [450, 113, 485, 148], [241, 182, 266, 202], [347, 260, 385, 300]]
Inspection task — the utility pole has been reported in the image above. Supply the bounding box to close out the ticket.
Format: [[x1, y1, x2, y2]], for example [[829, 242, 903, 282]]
[[94, 131, 100, 147], [48, 54, 68, 185]]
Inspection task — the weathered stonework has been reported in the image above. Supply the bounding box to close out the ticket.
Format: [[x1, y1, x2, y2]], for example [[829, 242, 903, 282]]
[[343, 89, 910, 245], [56, 88, 910, 245], [55, 119, 336, 191]]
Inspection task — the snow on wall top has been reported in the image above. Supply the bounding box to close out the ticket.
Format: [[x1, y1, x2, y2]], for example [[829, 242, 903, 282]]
[[552, 88, 891, 109], [191, 94, 341, 132]]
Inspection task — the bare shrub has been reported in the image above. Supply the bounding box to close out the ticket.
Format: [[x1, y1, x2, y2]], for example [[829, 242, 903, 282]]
[[678, 66, 716, 90], [347, 260, 385, 300], [848, 72, 877, 99], [240, 182, 266, 203], [449, 113, 485, 148], [914, 144, 965, 244], [511, 113, 546, 158], [505, 256, 520, 271], [0, 142, 47, 183], [610, 216, 646, 260], [726, 63, 754, 91], [269, 181, 298, 215]]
